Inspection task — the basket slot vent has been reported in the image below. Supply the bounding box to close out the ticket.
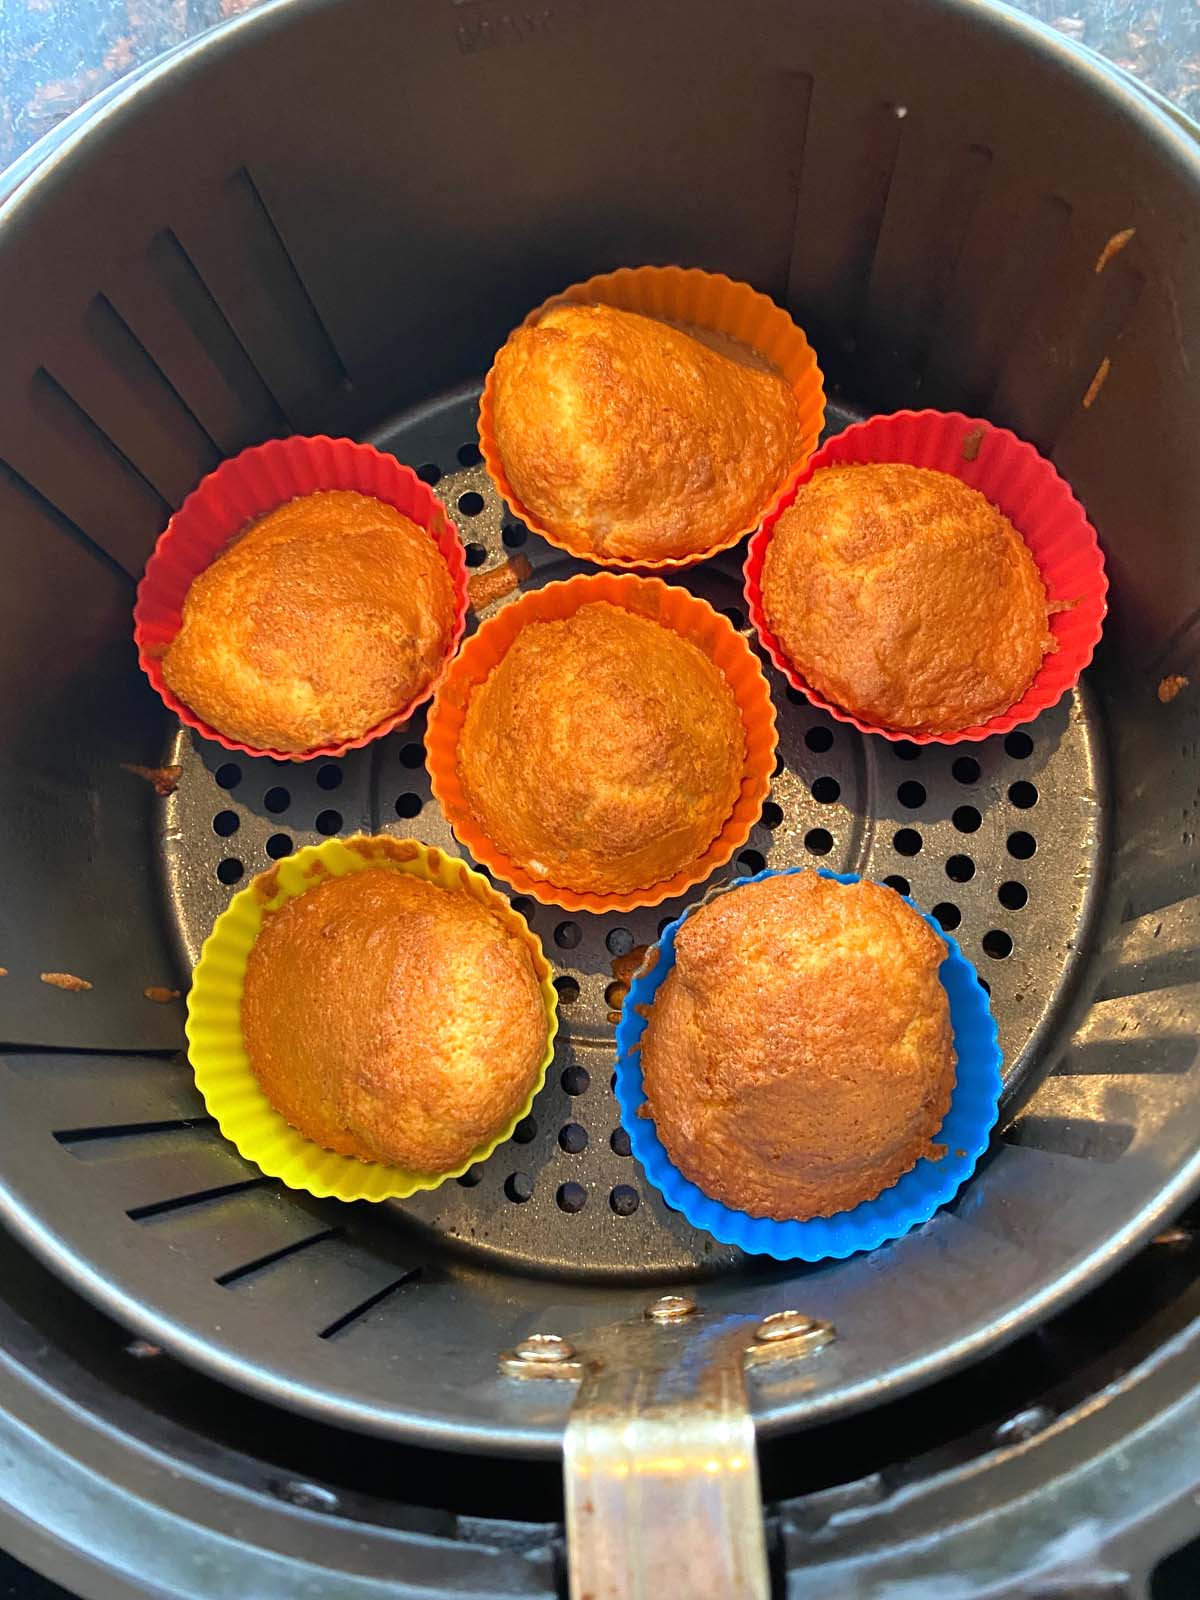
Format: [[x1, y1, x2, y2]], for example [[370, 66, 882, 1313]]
[[171, 166, 351, 435], [105, 228, 289, 458], [319, 1270, 421, 1341], [922, 191, 1074, 414], [1098, 898, 1200, 1002], [0, 455, 131, 583], [127, 1175, 274, 1222], [1003, 1115, 1135, 1164], [0, 1053, 198, 1129], [215, 1227, 342, 1288], [225, 1222, 424, 1340], [54, 1116, 215, 1146]]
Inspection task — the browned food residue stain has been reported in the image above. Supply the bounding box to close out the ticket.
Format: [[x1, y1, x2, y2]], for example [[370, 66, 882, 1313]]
[[41, 972, 92, 992], [1082, 357, 1111, 409], [121, 762, 183, 797], [144, 986, 181, 1004], [611, 945, 649, 987], [1158, 673, 1190, 704], [468, 553, 533, 611], [1094, 228, 1135, 274], [961, 425, 985, 461]]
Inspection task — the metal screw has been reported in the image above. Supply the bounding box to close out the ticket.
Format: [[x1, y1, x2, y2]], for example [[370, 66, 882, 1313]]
[[645, 1294, 697, 1323], [755, 1310, 819, 1343], [514, 1333, 576, 1363]]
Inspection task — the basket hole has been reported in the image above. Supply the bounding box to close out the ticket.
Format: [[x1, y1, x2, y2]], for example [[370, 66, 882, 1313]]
[[657, 916, 675, 937], [811, 775, 841, 804], [786, 686, 807, 706], [611, 1127, 632, 1157], [512, 896, 536, 918], [457, 441, 483, 467], [464, 542, 488, 568], [395, 793, 422, 819], [604, 981, 628, 1009], [805, 827, 834, 856], [897, 781, 926, 809], [894, 741, 921, 761], [738, 849, 766, 875], [760, 800, 784, 830], [399, 743, 424, 769], [457, 491, 485, 518], [952, 805, 982, 833], [457, 1165, 483, 1188], [606, 926, 634, 956], [504, 1173, 534, 1204], [983, 929, 1014, 960], [720, 605, 745, 629], [1008, 831, 1037, 860], [315, 809, 342, 836], [804, 725, 833, 753], [952, 756, 981, 785], [999, 880, 1028, 911], [316, 764, 343, 791], [215, 762, 242, 790], [946, 854, 976, 883], [263, 786, 290, 814], [979, 977, 991, 996], [266, 833, 293, 860], [217, 858, 244, 886], [213, 810, 240, 838], [502, 523, 528, 549], [893, 828, 922, 857], [512, 1116, 538, 1145], [561, 1065, 590, 1096], [559, 1122, 588, 1154], [932, 902, 962, 930], [883, 875, 910, 896], [773, 752, 786, 776], [555, 920, 582, 949], [556, 1182, 587, 1214], [1008, 780, 1039, 809], [1004, 731, 1033, 759], [416, 462, 442, 485], [610, 1184, 640, 1216], [554, 976, 580, 1004]]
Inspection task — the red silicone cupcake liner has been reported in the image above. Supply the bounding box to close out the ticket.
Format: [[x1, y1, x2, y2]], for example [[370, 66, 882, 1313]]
[[133, 436, 469, 761], [743, 410, 1108, 745]]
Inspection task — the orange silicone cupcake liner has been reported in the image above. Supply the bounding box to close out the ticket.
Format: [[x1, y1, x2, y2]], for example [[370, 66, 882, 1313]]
[[744, 410, 1109, 745], [425, 573, 778, 912], [477, 265, 826, 571], [133, 435, 470, 762]]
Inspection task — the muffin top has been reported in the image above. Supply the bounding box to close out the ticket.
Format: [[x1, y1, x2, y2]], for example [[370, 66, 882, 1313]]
[[242, 859, 547, 1173], [457, 601, 744, 895], [490, 303, 802, 561], [761, 463, 1054, 733], [639, 872, 956, 1221], [163, 490, 455, 752]]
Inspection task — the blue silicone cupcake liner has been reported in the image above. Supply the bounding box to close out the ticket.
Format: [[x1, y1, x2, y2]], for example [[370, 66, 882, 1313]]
[[613, 866, 1002, 1262]]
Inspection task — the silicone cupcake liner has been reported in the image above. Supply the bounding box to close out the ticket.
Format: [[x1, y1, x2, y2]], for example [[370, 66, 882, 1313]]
[[744, 409, 1109, 745], [478, 265, 826, 570], [185, 835, 558, 1203], [614, 866, 1002, 1261], [425, 572, 778, 913], [134, 435, 470, 761]]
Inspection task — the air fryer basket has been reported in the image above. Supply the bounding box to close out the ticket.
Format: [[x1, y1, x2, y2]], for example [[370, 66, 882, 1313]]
[[0, 0, 1197, 1499]]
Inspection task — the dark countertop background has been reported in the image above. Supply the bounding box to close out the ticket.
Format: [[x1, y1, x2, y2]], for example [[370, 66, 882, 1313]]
[[1, 0, 1199, 171], [0, 1, 1195, 1597]]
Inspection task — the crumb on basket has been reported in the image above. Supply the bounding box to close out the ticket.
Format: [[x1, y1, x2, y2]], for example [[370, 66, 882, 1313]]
[[1094, 228, 1136, 274], [610, 945, 650, 987], [468, 553, 533, 611], [1081, 357, 1111, 410], [121, 762, 183, 797], [0, 967, 7, 978], [1157, 674, 1189, 704], [40, 972, 92, 992], [144, 986, 181, 1004], [961, 425, 985, 461]]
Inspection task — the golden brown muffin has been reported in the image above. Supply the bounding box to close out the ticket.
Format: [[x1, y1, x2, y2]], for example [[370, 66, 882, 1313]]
[[640, 872, 956, 1220], [242, 862, 547, 1172], [761, 463, 1054, 733], [163, 490, 455, 752], [458, 602, 744, 894], [491, 304, 802, 561]]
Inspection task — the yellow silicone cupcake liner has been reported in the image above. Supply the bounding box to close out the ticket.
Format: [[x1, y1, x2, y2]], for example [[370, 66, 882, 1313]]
[[185, 834, 558, 1203]]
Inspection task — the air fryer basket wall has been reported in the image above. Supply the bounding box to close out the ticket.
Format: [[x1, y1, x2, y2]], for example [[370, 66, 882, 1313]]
[[0, 0, 1197, 1458]]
